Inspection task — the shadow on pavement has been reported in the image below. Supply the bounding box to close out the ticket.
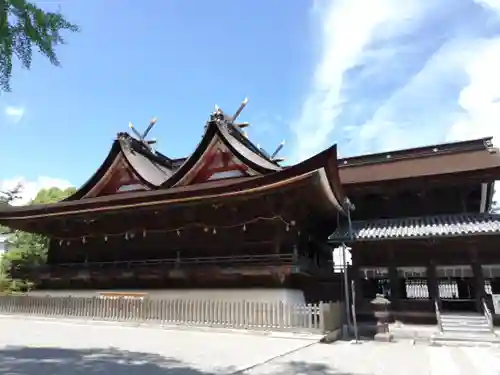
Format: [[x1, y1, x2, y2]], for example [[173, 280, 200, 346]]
[[0, 346, 361, 375], [245, 360, 361, 375], [0, 346, 225, 375]]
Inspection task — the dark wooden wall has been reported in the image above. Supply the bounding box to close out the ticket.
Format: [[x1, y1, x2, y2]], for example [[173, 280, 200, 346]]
[[345, 180, 483, 221]]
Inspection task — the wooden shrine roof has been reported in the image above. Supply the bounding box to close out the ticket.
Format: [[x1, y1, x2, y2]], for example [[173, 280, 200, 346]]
[[329, 213, 500, 242], [2, 99, 499, 232], [0, 106, 348, 229], [67, 133, 177, 200], [337, 137, 500, 184], [162, 113, 282, 188], [0, 143, 346, 223]]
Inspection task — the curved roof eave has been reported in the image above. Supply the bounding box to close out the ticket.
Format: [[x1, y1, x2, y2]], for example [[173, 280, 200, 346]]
[[63, 141, 123, 201], [65, 135, 176, 201], [0, 143, 346, 220]]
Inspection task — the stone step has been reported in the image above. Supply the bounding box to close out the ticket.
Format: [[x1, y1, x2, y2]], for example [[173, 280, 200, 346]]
[[442, 319, 490, 324], [441, 314, 486, 321], [441, 318, 490, 325], [442, 326, 491, 332], [442, 326, 493, 334], [441, 317, 489, 322], [442, 321, 490, 328], [431, 332, 500, 346], [441, 321, 488, 327]]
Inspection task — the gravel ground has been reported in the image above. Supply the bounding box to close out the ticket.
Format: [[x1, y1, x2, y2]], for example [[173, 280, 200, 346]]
[[0, 317, 499, 375]]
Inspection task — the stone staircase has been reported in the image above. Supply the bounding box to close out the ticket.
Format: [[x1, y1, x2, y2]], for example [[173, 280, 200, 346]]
[[431, 312, 500, 346]]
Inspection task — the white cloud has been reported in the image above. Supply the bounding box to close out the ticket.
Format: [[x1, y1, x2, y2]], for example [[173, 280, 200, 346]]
[[447, 2, 500, 209], [476, 0, 500, 11], [291, 0, 427, 161], [4, 105, 25, 124], [292, 0, 500, 209], [292, 0, 500, 158], [446, 38, 500, 145], [346, 40, 473, 153], [0, 176, 74, 206]]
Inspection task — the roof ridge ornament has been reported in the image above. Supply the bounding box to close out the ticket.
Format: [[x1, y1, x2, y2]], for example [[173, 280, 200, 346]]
[[256, 141, 286, 163], [270, 140, 285, 162], [210, 98, 249, 130], [128, 117, 158, 153], [208, 99, 285, 165]]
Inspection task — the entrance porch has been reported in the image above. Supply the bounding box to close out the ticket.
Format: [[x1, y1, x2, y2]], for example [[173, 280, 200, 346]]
[[329, 213, 500, 325]]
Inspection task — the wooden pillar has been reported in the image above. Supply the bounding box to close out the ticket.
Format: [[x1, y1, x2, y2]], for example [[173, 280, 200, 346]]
[[273, 219, 283, 255], [470, 246, 485, 312], [427, 261, 439, 305], [388, 247, 401, 310]]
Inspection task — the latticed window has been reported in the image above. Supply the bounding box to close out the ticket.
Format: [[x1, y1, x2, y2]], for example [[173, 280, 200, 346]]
[[436, 265, 473, 278]]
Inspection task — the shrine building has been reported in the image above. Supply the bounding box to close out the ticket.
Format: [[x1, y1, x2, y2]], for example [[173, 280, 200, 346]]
[[0, 102, 499, 324], [0, 104, 348, 304]]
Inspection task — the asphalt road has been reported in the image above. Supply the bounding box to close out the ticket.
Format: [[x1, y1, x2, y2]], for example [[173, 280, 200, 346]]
[[0, 316, 499, 375]]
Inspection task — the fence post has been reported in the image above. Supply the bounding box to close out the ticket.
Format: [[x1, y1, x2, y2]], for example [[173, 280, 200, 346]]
[[0, 295, 339, 334], [319, 302, 326, 333]]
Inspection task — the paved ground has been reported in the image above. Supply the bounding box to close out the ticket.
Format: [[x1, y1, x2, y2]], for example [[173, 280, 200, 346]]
[[0, 317, 499, 375]]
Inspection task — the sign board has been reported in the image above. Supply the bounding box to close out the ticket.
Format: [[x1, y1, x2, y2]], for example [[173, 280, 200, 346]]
[[98, 292, 147, 300]]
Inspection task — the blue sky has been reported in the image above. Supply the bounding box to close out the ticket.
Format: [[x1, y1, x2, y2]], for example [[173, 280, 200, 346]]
[[2, 0, 500, 202]]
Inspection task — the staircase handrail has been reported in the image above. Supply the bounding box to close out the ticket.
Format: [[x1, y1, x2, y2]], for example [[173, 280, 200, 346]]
[[481, 297, 495, 334], [434, 298, 443, 333]]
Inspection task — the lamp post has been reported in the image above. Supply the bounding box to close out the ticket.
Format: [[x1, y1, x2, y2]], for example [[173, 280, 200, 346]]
[[345, 197, 356, 337], [370, 294, 393, 342]]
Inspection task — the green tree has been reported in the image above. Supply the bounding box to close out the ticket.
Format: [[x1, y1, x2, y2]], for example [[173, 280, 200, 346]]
[[0, 0, 80, 92], [0, 184, 24, 291], [1, 186, 76, 291], [0, 183, 22, 234]]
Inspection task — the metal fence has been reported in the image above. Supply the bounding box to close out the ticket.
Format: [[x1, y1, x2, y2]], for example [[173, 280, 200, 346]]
[[0, 295, 343, 334]]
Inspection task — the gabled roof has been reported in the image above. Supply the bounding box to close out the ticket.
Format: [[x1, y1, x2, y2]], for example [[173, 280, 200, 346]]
[[66, 133, 175, 200], [0, 144, 346, 225], [338, 137, 500, 184], [162, 113, 282, 188], [329, 213, 500, 242], [0, 102, 351, 237], [68, 109, 286, 200]]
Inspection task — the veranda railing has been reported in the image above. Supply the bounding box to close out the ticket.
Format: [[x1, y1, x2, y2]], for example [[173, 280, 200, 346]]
[[0, 295, 343, 334], [24, 253, 297, 272]]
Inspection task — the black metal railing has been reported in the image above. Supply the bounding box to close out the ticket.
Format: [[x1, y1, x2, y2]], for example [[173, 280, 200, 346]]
[[434, 298, 443, 333], [481, 297, 495, 334]]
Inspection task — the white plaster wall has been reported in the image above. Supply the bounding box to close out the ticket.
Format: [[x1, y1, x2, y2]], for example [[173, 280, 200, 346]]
[[27, 288, 306, 304]]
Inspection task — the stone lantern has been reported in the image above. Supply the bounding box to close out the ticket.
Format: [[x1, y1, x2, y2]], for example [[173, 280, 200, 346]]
[[370, 293, 393, 342]]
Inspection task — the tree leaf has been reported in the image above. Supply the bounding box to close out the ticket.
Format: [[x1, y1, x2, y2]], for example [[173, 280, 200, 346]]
[[0, 0, 79, 92]]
